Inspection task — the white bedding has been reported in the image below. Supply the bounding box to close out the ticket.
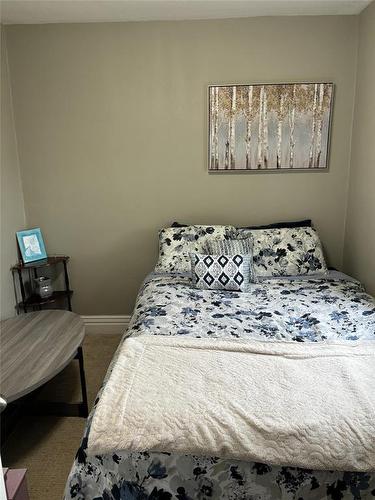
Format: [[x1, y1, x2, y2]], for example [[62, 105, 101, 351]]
[[88, 335, 375, 472]]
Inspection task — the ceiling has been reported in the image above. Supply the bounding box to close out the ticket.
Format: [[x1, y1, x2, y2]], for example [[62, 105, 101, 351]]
[[0, 0, 372, 25]]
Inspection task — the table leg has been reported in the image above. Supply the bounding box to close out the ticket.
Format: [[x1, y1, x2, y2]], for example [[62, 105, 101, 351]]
[[63, 261, 72, 311], [76, 346, 89, 417]]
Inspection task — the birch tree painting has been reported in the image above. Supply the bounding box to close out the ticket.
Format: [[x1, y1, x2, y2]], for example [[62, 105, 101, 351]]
[[208, 83, 333, 171]]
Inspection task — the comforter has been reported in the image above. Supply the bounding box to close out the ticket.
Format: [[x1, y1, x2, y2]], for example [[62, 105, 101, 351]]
[[65, 271, 375, 500]]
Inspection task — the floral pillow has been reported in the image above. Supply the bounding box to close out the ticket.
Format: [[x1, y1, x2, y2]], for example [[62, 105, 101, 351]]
[[155, 225, 235, 274], [239, 227, 328, 278]]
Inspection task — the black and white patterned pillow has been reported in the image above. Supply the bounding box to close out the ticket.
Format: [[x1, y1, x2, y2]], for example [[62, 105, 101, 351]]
[[191, 253, 251, 292], [204, 237, 252, 254], [204, 237, 255, 282], [238, 227, 328, 278]]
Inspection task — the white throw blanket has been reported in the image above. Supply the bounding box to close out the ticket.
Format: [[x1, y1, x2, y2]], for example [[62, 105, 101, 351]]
[[87, 336, 375, 471]]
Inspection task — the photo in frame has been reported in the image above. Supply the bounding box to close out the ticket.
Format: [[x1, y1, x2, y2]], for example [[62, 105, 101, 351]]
[[208, 82, 334, 172], [16, 228, 47, 264]]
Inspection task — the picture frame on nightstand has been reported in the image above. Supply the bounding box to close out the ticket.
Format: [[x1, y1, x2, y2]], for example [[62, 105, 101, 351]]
[[16, 228, 47, 264]]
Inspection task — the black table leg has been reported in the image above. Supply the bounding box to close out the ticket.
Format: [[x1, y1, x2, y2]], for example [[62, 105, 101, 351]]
[[76, 346, 89, 417], [1, 347, 89, 438], [63, 260, 72, 311]]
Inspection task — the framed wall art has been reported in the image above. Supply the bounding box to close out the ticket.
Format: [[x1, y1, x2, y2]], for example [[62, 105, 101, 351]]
[[208, 82, 334, 172]]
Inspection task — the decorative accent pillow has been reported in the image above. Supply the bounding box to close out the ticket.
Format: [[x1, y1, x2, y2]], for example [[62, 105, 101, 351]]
[[204, 237, 255, 282], [155, 225, 235, 274], [204, 237, 252, 254], [191, 253, 251, 292], [239, 227, 328, 278]]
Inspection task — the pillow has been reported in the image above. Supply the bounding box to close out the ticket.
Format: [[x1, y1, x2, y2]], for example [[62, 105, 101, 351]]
[[240, 227, 328, 278], [155, 225, 235, 274], [204, 236, 252, 255], [191, 253, 251, 292], [204, 237, 255, 282], [240, 219, 312, 230], [171, 219, 312, 230]]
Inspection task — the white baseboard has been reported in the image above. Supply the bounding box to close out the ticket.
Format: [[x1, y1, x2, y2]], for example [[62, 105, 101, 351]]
[[81, 315, 131, 335]]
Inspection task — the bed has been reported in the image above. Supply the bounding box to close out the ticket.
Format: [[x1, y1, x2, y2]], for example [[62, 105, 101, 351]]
[[64, 225, 375, 500]]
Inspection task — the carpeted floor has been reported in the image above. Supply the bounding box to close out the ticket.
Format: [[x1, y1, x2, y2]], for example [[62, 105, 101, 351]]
[[2, 333, 122, 500]]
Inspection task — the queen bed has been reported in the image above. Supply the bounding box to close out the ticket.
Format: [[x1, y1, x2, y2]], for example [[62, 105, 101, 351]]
[[64, 224, 375, 500]]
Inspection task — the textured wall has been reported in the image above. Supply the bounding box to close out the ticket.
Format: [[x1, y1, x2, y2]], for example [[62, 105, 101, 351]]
[[1, 27, 26, 319], [344, 1, 375, 295], [5, 16, 358, 314]]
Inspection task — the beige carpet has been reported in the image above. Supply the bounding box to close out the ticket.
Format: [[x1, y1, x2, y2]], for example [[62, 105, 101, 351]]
[[2, 333, 122, 500]]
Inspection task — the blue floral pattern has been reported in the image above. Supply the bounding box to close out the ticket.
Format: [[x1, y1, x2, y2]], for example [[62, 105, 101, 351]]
[[155, 225, 235, 274], [65, 272, 375, 500], [242, 227, 328, 278]]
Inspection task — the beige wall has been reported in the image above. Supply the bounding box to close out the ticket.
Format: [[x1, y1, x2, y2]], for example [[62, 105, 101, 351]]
[[1, 27, 26, 319], [5, 16, 358, 314], [344, 1, 375, 296]]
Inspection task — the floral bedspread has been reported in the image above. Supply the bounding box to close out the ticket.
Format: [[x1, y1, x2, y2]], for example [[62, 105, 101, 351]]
[[65, 272, 375, 500]]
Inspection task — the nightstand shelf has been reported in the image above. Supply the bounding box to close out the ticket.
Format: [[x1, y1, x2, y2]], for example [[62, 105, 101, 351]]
[[12, 255, 73, 313], [17, 290, 73, 310], [11, 255, 69, 270]]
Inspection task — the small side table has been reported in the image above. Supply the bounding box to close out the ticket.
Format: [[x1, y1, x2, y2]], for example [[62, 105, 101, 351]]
[[1, 310, 88, 414], [11, 256, 73, 314], [0, 310, 88, 445]]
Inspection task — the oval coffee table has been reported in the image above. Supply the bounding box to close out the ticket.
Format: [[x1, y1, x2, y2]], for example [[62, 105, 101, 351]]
[[1, 310, 88, 417]]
